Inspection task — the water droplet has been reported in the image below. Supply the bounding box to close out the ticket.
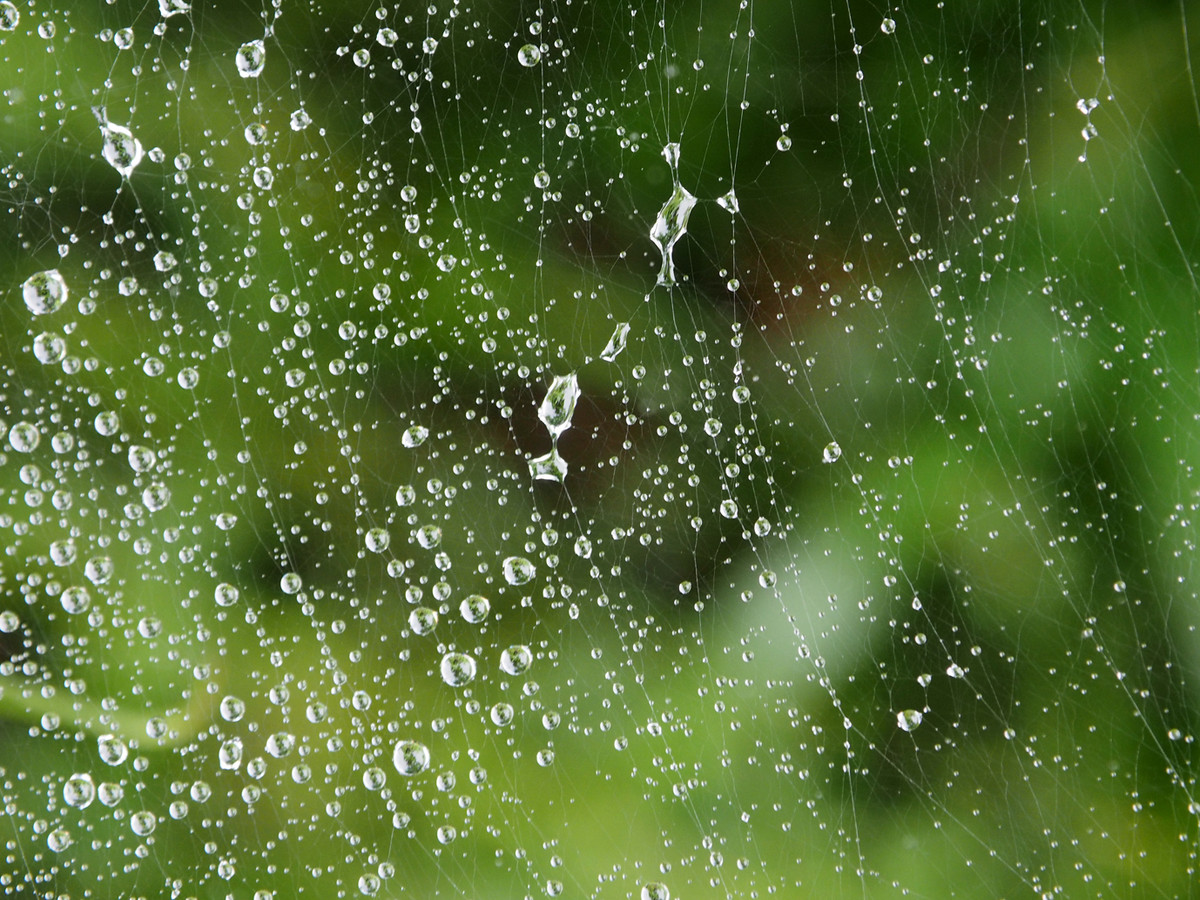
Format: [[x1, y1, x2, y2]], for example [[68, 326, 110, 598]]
[[219, 737, 243, 770], [459, 594, 491, 623], [8, 420, 39, 452], [236, 39, 266, 77], [98, 734, 129, 766], [63, 773, 95, 809], [94, 411, 120, 437], [0, 0, 18, 30], [214, 583, 239, 607], [280, 572, 302, 594], [22, 270, 68, 315], [717, 188, 739, 214], [490, 702, 515, 726], [159, 0, 190, 16], [408, 606, 438, 634], [518, 43, 541, 66], [32, 332, 66, 364], [641, 884, 671, 900], [220, 696, 245, 722], [500, 644, 533, 676], [502, 556, 536, 586], [530, 449, 568, 482], [719, 499, 739, 519], [896, 709, 923, 732], [47, 829, 71, 852], [822, 441, 842, 463], [539, 373, 580, 439], [290, 108, 312, 131], [440, 651, 477, 687], [265, 732, 295, 758], [880, 17, 896, 34], [392, 739, 430, 776], [95, 111, 144, 178], [600, 322, 631, 361], [60, 586, 91, 614], [130, 810, 157, 836], [127, 445, 156, 473], [946, 663, 965, 679], [365, 527, 390, 553], [402, 424, 429, 448], [650, 143, 698, 288], [776, 133, 793, 151], [395, 484, 416, 506]]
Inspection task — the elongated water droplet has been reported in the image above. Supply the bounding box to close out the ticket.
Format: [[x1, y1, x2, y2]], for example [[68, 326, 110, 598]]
[[530, 448, 568, 482], [650, 143, 697, 288], [600, 322, 631, 361], [538, 373, 579, 438], [158, 0, 190, 17]]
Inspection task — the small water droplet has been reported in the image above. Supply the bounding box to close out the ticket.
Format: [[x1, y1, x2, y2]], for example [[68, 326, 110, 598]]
[[822, 441, 842, 463]]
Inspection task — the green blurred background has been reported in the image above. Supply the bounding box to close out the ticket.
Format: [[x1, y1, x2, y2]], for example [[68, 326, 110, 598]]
[[2, 0, 1200, 897]]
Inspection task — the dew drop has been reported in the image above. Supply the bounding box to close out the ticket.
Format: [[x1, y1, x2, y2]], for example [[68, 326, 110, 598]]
[[440, 651, 477, 687], [600, 322, 631, 362], [896, 709, 923, 732], [822, 441, 842, 463], [518, 43, 542, 66], [236, 39, 266, 77], [650, 143, 698, 288], [502, 556, 536, 586], [392, 740, 430, 776], [22, 270, 68, 316]]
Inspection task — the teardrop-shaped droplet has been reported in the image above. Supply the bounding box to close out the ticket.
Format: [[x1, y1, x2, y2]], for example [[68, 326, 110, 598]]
[[600, 322, 631, 362], [95, 111, 143, 178]]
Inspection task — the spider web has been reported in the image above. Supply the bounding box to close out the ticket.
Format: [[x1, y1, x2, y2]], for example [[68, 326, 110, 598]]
[[1, 1, 1198, 898]]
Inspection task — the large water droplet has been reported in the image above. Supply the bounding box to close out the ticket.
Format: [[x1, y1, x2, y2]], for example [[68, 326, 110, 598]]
[[236, 39, 266, 77], [896, 709, 923, 732], [502, 556, 536, 586], [822, 441, 842, 463], [0, 1, 18, 31], [440, 651, 477, 687], [392, 740, 430, 776], [641, 883, 671, 900], [459, 594, 490, 623], [650, 143, 697, 288], [538, 373, 580, 439], [95, 110, 144, 178], [97, 734, 129, 766], [517, 43, 541, 66], [158, 0, 190, 17], [22, 270, 68, 315], [500, 644, 533, 676], [63, 773, 95, 809]]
